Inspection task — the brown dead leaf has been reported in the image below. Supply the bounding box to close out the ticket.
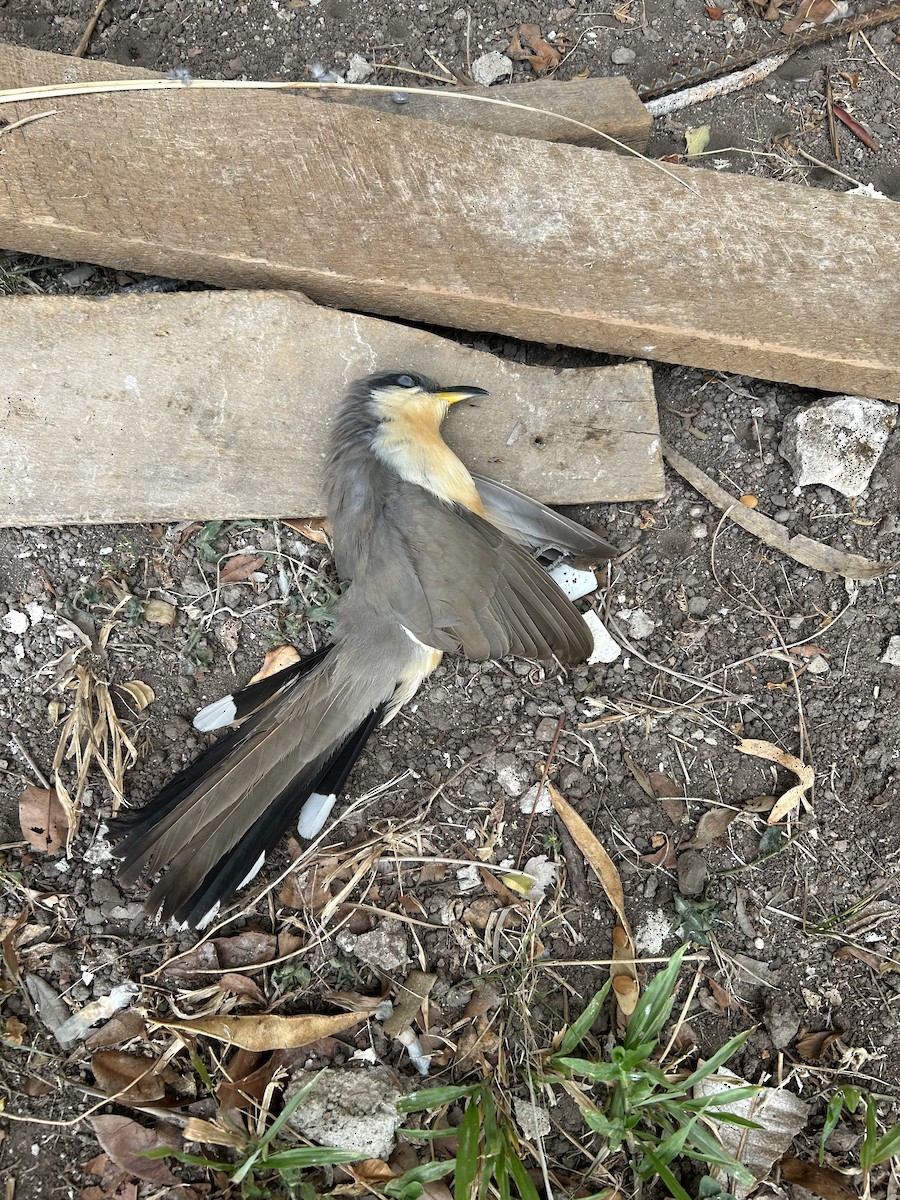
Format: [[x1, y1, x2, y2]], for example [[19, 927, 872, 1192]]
[[747, 0, 790, 19], [780, 1155, 857, 1200], [91, 1051, 167, 1103], [706, 974, 746, 1013], [88, 1115, 179, 1186], [790, 644, 829, 658], [218, 972, 267, 1006], [383, 969, 437, 1037], [418, 861, 447, 884], [736, 738, 814, 824], [782, 0, 843, 33], [4, 1014, 27, 1045], [19, 785, 69, 855], [548, 783, 631, 936], [156, 1010, 364, 1051], [795, 1027, 844, 1061], [833, 944, 885, 973], [683, 805, 739, 849], [649, 771, 686, 824], [641, 834, 678, 869], [219, 554, 266, 584], [84, 1009, 147, 1049], [249, 644, 302, 684], [281, 516, 332, 544], [705, 5, 725, 15], [507, 23, 560, 75]]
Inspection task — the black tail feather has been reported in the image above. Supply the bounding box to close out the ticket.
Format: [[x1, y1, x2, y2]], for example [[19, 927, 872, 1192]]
[[108, 645, 334, 854], [168, 703, 384, 928]]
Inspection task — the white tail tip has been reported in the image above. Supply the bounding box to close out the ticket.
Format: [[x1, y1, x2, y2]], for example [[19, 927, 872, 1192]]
[[193, 695, 237, 732], [297, 792, 337, 840]]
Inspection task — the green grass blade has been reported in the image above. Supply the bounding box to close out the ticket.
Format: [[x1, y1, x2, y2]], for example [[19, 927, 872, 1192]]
[[624, 946, 689, 1051], [679, 1029, 755, 1091], [399, 1085, 483, 1113], [263, 1147, 369, 1170], [453, 1100, 481, 1200], [870, 1122, 900, 1166], [558, 980, 613, 1056], [641, 1147, 692, 1200], [506, 1149, 541, 1200]]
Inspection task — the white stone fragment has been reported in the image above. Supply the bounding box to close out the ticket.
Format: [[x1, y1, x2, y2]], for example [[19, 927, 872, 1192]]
[[514, 1097, 551, 1140], [471, 51, 513, 86], [549, 561, 598, 601], [497, 764, 529, 796], [806, 654, 830, 675], [519, 783, 553, 815], [584, 611, 621, 664], [1, 610, 28, 635], [881, 636, 900, 667], [346, 53, 374, 83], [779, 395, 897, 497]]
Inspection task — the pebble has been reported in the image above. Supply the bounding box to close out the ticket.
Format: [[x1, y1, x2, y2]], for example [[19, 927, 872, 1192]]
[[881, 636, 900, 668], [471, 51, 513, 86], [691, 523, 708, 539], [611, 46, 636, 64], [677, 849, 707, 896], [584, 611, 621, 664], [806, 654, 829, 675]]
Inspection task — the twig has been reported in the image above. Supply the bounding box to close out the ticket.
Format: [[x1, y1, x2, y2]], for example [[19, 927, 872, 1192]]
[[644, 53, 789, 117], [859, 30, 900, 85], [796, 147, 868, 187], [10, 735, 51, 789], [74, 0, 109, 59], [517, 714, 565, 870], [0, 110, 57, 136]]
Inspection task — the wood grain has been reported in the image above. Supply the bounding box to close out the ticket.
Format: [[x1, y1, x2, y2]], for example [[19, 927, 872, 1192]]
[[0, 44, 896, 399], [0, 291, 663, 526]]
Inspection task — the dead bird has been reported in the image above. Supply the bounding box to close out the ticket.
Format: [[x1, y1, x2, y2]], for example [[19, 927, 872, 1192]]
[[110, 371, 616, 928]]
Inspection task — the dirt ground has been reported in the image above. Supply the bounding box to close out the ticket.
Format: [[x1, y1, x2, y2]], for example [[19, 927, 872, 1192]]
[[0, 2, 898, 1198]]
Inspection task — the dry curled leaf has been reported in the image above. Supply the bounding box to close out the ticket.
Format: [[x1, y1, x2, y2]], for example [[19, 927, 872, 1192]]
[[507, 23, 560, 75], [119, 680, 155, 712], [142, 597, 177, 627], [548, 783, 630, 936], [282, 515, 331, 544], [155, 1010, 364, 1051], [782, 0, 846, 33], [219, 554, 266, 584], [795, 1026, 843, 1061], [19, 785, 69, 855], [683, 805, 739, 849], [735, 738, 814, 824], [91, 1050, 167, 1103]]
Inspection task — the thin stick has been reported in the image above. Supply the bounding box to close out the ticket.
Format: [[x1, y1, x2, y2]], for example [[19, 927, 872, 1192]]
[[859, 30, 900, 85], [74, 0, 109, 59], [10, 735, 51, 789], [0, 110, 57, 136]]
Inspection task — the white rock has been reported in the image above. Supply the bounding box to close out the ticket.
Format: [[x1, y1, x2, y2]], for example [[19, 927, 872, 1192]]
[[1, 610, 29, 636], [779, 395, 897, 497], [806, 654, 830, 675], [626, 608, 655, 639], [611, 46, 636, 64], [549, 561, 598, 601], [471, 51, 513, 86], [497, 764, 529, 796], [514, 1097, 551, 1140], [881, 636, 900, 667], [584, 611, 621, 664], [346, 53, 374, 83], [519, 783, 553, 815]]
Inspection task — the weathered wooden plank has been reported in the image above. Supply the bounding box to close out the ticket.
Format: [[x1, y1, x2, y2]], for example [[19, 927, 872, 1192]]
[[0, 43, 650, 150], [0, 50, 897, 400], [0, 291, 662, 526]]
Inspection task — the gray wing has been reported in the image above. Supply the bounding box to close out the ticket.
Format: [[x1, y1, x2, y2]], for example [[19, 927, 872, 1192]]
[[355, 480, 593, 664], [472, 473, 618, 563]]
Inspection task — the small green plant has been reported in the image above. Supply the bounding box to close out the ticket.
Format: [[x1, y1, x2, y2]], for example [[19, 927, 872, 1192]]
[[821, 1086, 900, 1199], [546, 945, 760, 1200], [394, 1083, 538, 1200], [145, 1070, 365, 1199], [179, 624, 215, 676]]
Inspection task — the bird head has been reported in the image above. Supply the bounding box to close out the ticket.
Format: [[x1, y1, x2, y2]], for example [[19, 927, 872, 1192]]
[[360, 371, 489, 429]]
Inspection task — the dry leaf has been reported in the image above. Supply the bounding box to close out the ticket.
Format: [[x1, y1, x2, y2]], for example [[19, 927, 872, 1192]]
[[183, 1117, 248, 1149], [219, 554, 266, 584], [88, 1115, 179, 1186], [649, 771, 686, 824], [4, 1015, 27, 1045], [383, 969, 437, 1037], [155, 1010, 364, 1051], [641, 834, 678, 869], [548, 783, 631, 936], [795, 1027, 843, 1061], [142, 598, 177, 627], [282, 516, 331, 543], [662, 442, 893, 580], [218, 972, 267, 1006], [119, 680, 155, 712], [685, 124, 711, 156], [507, 23, 560, 75], [833, 944, 885, 972], [779, 1155, 857, 1200], [249, 644, 302, 684], [735, 738, 814, 824], [706, 5, 725, 14], [832, 103, 880, 151], [19, 785, 69, 855], [782, 0, 845, 32], [694, 1077, 808, 1183], [91, 1050, 167, 1102], [683, 805, 739, 848]]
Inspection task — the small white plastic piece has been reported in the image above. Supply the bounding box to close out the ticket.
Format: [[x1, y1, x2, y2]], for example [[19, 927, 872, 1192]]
[[584, 611, 621, 664], [549, 561, 598, 601], [193, 694, 237, 731], [297, 792, 337, 839]]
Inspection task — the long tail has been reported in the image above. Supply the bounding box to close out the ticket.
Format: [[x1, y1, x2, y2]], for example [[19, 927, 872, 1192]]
[[108, 646, 383, 929]]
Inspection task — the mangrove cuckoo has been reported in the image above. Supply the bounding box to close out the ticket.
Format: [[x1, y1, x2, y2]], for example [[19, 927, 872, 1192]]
[[111, 371, 617, 928]]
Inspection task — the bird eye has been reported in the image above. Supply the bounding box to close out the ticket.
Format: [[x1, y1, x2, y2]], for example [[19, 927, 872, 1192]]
[[396, 374, 417, 388]]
